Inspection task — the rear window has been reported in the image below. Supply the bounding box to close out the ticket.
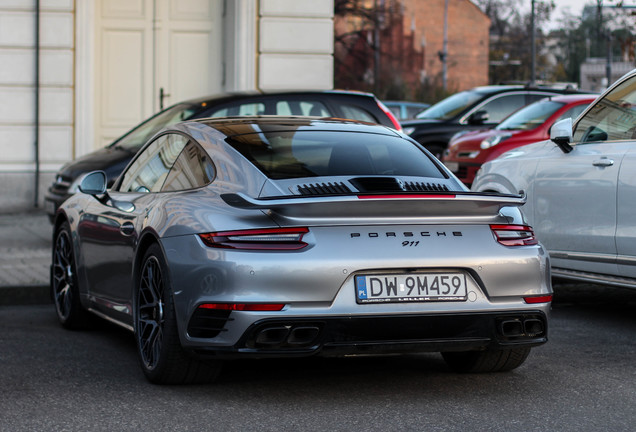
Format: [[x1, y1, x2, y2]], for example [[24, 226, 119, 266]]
[[225, 131, 444, 180]]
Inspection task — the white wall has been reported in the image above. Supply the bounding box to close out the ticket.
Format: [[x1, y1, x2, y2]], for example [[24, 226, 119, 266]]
[[0, 0, 74, 211], [258, 0, 334, 90], [0, 0, 336, 212]]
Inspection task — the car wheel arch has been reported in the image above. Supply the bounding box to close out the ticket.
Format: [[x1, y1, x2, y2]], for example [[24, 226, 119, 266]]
[[471, 173, 519, 195], [133, 232, 164, 287]]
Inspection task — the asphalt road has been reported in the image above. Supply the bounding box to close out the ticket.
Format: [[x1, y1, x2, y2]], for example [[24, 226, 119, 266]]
[[1, 282, 636, 432]]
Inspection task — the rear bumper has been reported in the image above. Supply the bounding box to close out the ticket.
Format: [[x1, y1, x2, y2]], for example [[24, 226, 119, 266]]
[[190, 311, 548, 359]]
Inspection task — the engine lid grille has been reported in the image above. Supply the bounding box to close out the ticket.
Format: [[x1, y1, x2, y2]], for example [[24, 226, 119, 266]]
[[403, 181, 450, 192], [297, 182, 352, 195]]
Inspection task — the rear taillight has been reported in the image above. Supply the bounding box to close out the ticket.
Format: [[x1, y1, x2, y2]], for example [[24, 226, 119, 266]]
[[199, 227, 309, 250], [376, 99, 402, 132], [524, 295, 553, 304], [198, 303, 286, 311], [490, 224, 538, 247]]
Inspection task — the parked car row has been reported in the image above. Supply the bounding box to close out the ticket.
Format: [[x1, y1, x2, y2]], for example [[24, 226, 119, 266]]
[[402, 84, 586, 159], [48, 70, 636, 384], [443, 94, 595, 186], [472, 69, 636, 290]]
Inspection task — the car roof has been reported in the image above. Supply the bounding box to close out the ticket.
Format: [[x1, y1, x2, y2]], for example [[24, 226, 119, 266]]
[[180, 89, 378, 106], [189, 116, 400, 137], [541, 94, 598, 103]]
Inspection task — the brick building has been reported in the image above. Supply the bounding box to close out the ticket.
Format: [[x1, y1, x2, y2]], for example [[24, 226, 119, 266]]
[[335, 0, 490, 98], [402, 0, 490, 91]]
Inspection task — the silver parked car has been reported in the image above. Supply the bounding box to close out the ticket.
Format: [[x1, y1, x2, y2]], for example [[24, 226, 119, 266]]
[[472, 69, 636, 289], [52, 117, 551, 384]]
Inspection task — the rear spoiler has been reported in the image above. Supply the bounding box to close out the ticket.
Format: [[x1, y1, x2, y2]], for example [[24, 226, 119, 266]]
[[220, 192, 526, 219]]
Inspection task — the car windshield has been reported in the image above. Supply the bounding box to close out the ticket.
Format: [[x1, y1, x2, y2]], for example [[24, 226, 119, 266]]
[[415, 90, 485, 120], [226, 131, 445, 180], [113, 103, 203, 151], [496, 100, 565, 131]]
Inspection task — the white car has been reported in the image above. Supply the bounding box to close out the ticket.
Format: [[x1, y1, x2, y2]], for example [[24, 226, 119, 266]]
[[472, 69, 636, 289]]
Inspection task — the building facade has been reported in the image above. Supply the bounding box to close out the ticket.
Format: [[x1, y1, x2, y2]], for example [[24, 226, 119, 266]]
[[334, 0, 489, 101], [0, 0, 334, 212], [402, 0, 489, 91]]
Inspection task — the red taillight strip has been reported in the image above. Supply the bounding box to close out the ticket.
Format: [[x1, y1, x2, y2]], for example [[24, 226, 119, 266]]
[[490, 224, 538, 247], [357, 194, 456, 199], [207, 227, 308, 237], [199, 227, 309, 250], [198, 303, 286, 311], [524, 295, 553, 304]]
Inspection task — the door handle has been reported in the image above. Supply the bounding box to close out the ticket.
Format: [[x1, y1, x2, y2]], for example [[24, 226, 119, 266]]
[[592, 158, 614, 167], [120, 222, 135, 236]]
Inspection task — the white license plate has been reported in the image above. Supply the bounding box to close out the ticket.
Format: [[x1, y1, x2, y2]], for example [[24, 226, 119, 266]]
[[355, 273, 467, 304], [444, 162, 459, 172]]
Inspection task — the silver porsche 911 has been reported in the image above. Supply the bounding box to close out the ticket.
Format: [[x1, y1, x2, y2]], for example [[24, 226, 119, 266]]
[[51, 117, 552, 384]]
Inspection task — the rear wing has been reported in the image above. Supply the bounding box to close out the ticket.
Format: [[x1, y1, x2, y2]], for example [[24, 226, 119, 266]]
[[220, 192, 525, 219]]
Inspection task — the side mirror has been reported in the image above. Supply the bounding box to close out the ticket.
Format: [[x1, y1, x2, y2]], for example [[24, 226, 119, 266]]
[[468, 110, 489, 125], [78, 171, 107, 195], [550, 118, 573, 153]]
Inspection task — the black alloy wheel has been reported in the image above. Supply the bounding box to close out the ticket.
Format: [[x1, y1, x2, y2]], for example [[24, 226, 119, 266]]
[[137, 255, 165, 371], [135, 243, 221, 384], [52, 221, 89, 329]]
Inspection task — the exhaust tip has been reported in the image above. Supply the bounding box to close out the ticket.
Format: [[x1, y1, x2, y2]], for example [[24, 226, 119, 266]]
[[287, 326, 320, 346], [500, 319, 524, 337], [255, 326, 290, 346], [523, 318, 544, 337]]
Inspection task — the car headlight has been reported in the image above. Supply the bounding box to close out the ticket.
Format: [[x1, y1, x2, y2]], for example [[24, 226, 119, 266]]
[[403, 127, 416, 136], [480, 133, 512, 149]]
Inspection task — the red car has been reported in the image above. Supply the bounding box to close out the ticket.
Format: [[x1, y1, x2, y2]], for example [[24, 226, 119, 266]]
[[443, 94, 596, 186]]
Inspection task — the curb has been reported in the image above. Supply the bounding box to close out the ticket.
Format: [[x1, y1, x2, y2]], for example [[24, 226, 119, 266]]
[[0, 285, 51, 306]]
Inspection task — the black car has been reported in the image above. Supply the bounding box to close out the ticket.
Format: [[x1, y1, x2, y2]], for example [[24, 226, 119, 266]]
[[44, 90, 401, 222], [402, 85, 582, 159]]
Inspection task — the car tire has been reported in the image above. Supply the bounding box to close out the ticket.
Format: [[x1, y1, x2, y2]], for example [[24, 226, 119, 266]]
[[135, 243, 222, 384], [441, 347, 531, 373], [51, 221, 91, 329]]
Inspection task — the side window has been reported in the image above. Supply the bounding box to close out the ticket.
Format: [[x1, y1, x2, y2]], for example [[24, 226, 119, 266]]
[[340, 105, 377, 123], [119, 134, 188, 193], [161, 141, 215, 192], [275, 100, 330, 116], [573, 77, 636, 143], [478, 94, 526, 124]]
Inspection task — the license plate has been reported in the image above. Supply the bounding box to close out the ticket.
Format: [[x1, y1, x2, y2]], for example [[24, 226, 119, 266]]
[[444, 162, 459, 172], [355, 273, 467, 304]]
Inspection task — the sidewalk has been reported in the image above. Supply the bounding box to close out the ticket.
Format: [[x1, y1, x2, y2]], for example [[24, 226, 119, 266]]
[[0, 210, 52, 305]]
